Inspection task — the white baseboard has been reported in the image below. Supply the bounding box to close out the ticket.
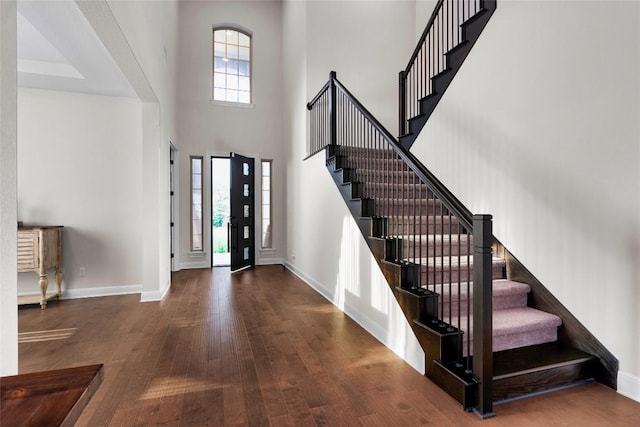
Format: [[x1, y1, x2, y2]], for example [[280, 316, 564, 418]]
[[618, 371, 640, 403], [180, 261, 209, 269], [257, 257, 285, 266], [18, 284, 143, 300], [284, 262, 424, 374], [20, 280, 171, 304], [140, 279, 170, 302]]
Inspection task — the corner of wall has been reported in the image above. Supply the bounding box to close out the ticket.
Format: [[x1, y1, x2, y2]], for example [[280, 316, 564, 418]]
[[140, 278, 170, 303], [618, 371, 640, 403]]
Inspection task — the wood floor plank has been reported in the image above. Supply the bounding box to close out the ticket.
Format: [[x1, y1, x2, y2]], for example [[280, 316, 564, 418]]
[[15, 265, 640, 426]]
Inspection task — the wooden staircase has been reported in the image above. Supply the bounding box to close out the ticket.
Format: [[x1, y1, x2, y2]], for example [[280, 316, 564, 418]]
[[325, 144, 607, 409]]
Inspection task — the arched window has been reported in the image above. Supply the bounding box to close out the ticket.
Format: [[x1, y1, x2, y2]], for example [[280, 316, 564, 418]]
[[213, 27, 251, 104]]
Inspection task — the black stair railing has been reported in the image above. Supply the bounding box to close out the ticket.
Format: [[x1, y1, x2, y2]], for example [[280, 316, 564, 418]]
[[399, 0, 495, 142], [307, 72, 495, 417]]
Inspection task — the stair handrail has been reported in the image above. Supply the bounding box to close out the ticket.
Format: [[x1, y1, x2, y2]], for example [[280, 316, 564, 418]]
[[307, 72, 494, 416], [404, 0, 445, 74], [310, 72, 473, 231], [307, 80, 330, 110], [398, 0, 496, 143]]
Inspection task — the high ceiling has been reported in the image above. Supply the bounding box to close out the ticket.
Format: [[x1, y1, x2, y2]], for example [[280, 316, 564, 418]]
[[17, 0, 136, 98]]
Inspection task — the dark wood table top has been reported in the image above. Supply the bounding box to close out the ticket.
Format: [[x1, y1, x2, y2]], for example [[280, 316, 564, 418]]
[[1, 364, 103, 427]]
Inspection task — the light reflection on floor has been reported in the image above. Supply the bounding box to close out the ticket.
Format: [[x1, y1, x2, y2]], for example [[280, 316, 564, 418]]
[[139, 377, 225, 400]]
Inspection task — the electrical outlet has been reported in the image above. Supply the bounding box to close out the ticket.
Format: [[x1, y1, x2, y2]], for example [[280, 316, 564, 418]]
[[79, 267, 86, 277], [291, 253, 295, 260]]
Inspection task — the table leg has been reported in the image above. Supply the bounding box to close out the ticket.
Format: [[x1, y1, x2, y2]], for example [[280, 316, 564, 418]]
[[55, 268, 63, 299], [39, 273, 48, 309]]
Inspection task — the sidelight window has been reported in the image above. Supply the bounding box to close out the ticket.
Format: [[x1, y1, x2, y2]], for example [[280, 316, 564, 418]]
[[261, 160, 272, 248], [191, 156, 204, 251]]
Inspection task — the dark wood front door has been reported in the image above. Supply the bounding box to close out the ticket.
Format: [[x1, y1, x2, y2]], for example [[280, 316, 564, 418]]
[[229, 153, 255, 271]]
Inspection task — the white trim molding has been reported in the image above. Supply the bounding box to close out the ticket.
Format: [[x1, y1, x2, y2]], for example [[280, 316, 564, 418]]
[[17, 284, 143, 301], [284, 262, 425, 374], [618, 371, 640, 403], [140, 279, 171, 303], [257, 257, 284, 266], [180, 261, 210, 270]]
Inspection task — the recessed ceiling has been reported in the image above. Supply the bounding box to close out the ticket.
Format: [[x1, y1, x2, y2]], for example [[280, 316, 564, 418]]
[[17, 0, 136, 98]]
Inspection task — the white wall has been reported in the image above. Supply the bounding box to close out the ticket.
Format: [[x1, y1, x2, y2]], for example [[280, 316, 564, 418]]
[[415, 0, 438, 44], [306, 1, 415, 133], [175, 0, 285, 267], [0, 0, 18, 376], [17, 89, 143, 297], [283, 0, 425, 372], [104, 0, 179, 299], [411, 0, 640, 381]]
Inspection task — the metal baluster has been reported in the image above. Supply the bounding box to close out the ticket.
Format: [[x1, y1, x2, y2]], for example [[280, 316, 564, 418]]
[[384, 136, 388, 237], [367, 123, 371, 203], [394, 145, 399, 261], [440, 198, 445, 321], [431, 190, 437, 310], [457, 218, 461, 339], [448, 209, 453, 328], [420, 182, 424, 290], [412, 170, 417, 277], [446, 0, 450, 55], [337, 91, 341, 148], [466, 224, 472, 372]]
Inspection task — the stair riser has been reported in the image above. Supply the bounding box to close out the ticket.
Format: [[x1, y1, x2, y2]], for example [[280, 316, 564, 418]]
[[401, 240, 472, 257], [337, 147, 393, 158], [420, 262, 504, 285], [376, 203, 447, 217], [463, 328, 558, 357], [355, 169, 417, 181], [439, 293, 528, 318], [387, 217, 462, 234], [372, 195, 442, 205], [363, 183, 428, 194], [348, 158, 409, 170], [493, 359, 596, 403]]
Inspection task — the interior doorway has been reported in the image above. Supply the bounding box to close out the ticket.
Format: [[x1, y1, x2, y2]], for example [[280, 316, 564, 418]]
[[211, 156, 230, 266], [170, 143, 177, 271]]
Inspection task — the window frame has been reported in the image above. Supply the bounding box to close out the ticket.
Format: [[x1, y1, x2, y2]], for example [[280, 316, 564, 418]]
[[212, 26, 253, 107], [261, 159, 273, 249], [190, 156, 204, 252]]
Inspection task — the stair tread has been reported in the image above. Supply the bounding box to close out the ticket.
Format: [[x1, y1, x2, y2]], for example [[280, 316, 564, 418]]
[[493, 343, 595, 378]]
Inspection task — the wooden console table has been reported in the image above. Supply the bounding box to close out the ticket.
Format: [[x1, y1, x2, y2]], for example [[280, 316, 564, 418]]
[[18, 226, 63, 309], [1, 364, 103, 427]]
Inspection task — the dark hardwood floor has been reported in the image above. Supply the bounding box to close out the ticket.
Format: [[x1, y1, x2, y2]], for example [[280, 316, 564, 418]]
[[17, 265, 640, 426]]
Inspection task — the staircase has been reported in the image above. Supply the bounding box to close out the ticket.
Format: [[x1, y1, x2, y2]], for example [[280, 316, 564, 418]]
[[398, 0, 497, 149], [306, 0, 617, 418], [326, 143, 599, 410]]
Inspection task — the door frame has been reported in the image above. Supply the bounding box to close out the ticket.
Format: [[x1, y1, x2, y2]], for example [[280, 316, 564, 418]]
[[209, 155, 230, 267], [207, 151, 259, 269], [170, 142, 178, 272]]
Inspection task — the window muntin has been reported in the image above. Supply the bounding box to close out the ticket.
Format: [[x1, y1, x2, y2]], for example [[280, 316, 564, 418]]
[[191, 156, 204, 251], [261, 160, 272, 249], [213, 28, 251, 104]]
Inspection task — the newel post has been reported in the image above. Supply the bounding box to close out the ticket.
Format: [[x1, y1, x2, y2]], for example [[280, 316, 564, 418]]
[[329, 71, 337, 147], [472, 214, 495, 419]]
